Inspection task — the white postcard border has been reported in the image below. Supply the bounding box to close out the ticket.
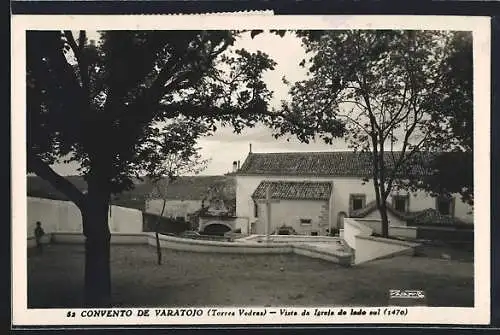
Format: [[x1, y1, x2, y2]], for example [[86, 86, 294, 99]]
[[11, 14, 491, 326]]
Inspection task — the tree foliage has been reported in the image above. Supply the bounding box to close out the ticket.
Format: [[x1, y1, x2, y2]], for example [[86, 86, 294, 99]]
[[28, 30, 276, 196], [274, 30, 472, 236], [418, 32, 473, 205], [26, 30, 277, 305]]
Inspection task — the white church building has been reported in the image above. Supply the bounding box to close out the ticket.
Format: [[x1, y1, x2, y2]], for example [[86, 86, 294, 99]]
[[234, 150, 474, 236]]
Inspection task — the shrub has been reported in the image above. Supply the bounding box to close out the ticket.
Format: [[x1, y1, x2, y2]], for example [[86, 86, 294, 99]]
[[329, 228, 340, 236], [142, 213, 189, 234]]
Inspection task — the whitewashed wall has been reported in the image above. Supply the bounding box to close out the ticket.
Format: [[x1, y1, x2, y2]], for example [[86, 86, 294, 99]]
[[145, 199, 202, 219], [27, 197, 143, 237], [236, 175, 474, 228], [343, 217, 417, 264], [108, 205, 143, 233], [343, 218, 373, 250], [233, 217, 250, 234], [393, 190, 473, 222], [236, 176, 337, 231], [354, 235, 417, 264], [355, 218, 418, 239], [27, 197, 82, 237], [256, 199, 329, 235], [361, 210, 407, 226]]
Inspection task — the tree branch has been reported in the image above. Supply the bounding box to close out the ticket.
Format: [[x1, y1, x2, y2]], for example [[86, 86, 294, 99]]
[[336, 99, 368, 110], [337, 113, 371, 135], [28, 154, 86, 209], [383, 107, 428, 197], [383, 79, 410, 140], [148, 37, 233, 108], [64, 31, 91, 104]]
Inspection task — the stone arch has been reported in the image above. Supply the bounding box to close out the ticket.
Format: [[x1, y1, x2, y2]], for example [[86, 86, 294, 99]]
[[202, 223, 232, 236], [337, 211, 347, 229]]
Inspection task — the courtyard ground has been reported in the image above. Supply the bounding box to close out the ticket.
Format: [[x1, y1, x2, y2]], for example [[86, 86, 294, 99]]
[[28, 244, 473, 308]]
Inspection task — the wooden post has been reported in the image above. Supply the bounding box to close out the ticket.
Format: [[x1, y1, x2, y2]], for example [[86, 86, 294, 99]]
[[257, 184, 279, 243], [265, 187, 271, 242]]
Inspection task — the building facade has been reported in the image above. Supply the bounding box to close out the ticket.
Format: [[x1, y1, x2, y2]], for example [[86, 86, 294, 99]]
[[144, 175, 236, 221], [234, 151, 474, 235]]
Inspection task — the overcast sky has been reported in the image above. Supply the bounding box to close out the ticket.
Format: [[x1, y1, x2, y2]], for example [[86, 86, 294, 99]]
[[51, 31, 348, 177]]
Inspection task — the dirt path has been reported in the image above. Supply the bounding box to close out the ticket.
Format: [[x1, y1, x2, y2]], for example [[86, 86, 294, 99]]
[[28, 244, 474, 308]]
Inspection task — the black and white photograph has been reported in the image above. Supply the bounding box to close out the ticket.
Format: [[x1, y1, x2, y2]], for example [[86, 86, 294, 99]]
[[12, 15, 490, 326]]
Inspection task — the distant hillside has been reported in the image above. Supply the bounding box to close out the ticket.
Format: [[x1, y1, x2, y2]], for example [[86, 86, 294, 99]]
[[27, 175, 235, 211], [149, 176, 236, 201]]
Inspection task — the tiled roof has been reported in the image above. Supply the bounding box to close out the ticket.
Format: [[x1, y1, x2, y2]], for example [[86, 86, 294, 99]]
[[251, 181, 332, 201], [237, 151, 434, 177], [349, 200, 420, 221]]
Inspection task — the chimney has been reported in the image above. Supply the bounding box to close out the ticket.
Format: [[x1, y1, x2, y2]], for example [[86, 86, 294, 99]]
[[249, 143, 252, 154], [232, 161, 238, 173]]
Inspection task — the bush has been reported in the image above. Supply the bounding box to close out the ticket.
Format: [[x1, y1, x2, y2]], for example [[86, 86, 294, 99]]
[[329, 228, 340, 236], [142, 212, 189, 234]]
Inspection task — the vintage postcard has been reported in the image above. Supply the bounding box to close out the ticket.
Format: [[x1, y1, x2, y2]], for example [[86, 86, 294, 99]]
[[11, 14, 490, 326]]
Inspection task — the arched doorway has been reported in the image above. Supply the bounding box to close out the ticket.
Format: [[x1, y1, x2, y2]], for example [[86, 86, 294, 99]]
[[337, 212, 347, 229], [202, 223, 231, 236]]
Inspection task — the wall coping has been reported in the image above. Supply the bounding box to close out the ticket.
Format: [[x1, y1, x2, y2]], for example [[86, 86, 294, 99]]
[[150, 233, 296, 249], [294, 243, 352, 258], [390, 225, 418, 230], [355, 234, 420, 248], [344, 218, 373, 233], [412, 226, 474, 232], [54, 231, 146, 237], [355, 218, 385, 222], [243, 234, 341, 241], [44, 232, 352, 264]]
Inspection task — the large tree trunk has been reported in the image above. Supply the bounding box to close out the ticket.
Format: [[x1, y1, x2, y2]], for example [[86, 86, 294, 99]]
[[82, 183, 112, 307], [155, 199, 167, 265], [155, 227, 162, 265], [373, 181, 390, 238], [371, 148, 390, 238], [27, 156, 113, 306], [154, 184, 168, 266], [378, 199, 390, 237]]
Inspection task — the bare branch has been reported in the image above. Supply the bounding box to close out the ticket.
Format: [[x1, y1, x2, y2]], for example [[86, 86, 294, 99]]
[[63, 30, 91, 103], [336, 99, 368, 110], [28, 154, 86, 209], [337, 113, 371, 135]]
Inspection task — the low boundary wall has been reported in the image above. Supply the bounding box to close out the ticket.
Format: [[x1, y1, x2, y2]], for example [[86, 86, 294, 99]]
[[241, 234, 344, 243], [50, 232, 148, 245], [344, 218, 419, 265], [37, 232, 353, 266], [389, 225, 418, 239], [353, 219, 418, 239], [354, 235, 419, 265]]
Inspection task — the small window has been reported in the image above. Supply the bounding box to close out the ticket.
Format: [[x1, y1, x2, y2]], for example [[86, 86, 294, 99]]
[[254, 202, 258, 217], [311, 231, 318, 236], [393, 195, 409, 212], [349, 194, 366, 212], [436, 196, 455, 216], [300, 218, 312, 226]]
